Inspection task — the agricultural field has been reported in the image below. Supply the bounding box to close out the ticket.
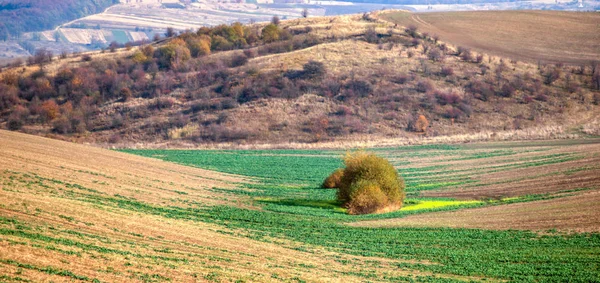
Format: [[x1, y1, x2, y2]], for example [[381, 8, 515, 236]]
[[2, 129, 599, 282], [380, 10, 600, 64]]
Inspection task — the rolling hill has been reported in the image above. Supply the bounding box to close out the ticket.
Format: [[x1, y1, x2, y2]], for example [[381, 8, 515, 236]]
[[0, 10, 599, 148]]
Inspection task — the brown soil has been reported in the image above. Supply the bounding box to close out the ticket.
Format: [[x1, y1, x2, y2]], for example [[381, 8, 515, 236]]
[[380, 10, 600, 64]]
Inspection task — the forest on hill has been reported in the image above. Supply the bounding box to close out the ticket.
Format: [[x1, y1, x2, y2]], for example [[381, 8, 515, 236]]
[[0, 0, 118, 39], [0, 12, 599, 146]]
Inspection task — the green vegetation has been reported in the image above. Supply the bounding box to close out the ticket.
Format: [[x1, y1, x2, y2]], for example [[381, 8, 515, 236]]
[[337, 151, 405, 214], [2, 141, 599, 282], [119, 144, 600, 282], [0, 259, 95, 282]]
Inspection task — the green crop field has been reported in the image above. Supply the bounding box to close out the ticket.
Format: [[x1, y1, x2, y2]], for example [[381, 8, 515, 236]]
[[1, 130, 599, 282], [122, 140, 600, 282]]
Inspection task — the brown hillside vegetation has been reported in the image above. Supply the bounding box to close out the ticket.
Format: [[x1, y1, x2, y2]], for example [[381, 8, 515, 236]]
[[380, 10, 600, 64], [0, 12, 599, 147], [0, 130, 471, 282]]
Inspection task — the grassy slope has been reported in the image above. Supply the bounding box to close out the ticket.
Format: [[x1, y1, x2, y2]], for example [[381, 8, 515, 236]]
[[380, 10, 600, 64]]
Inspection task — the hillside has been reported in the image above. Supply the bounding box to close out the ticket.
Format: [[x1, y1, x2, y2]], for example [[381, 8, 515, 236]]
[[1, 130, 599, 282], [0, 11, 599, 147]]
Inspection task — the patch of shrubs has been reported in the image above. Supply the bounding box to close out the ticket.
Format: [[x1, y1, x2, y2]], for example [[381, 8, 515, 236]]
[[285, 60, 326, 80], [322, 168, 344, 188], [331, 151, 405, 215]]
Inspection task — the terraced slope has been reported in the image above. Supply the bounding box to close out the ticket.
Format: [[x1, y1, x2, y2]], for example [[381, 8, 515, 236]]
[[0, 130, 428, 282], [2, 131, 600, 282]]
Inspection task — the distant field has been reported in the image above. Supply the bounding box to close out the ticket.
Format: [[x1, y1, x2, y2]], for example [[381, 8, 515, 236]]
[[381, 10, 600, 64], [2, 130, 600, 282]]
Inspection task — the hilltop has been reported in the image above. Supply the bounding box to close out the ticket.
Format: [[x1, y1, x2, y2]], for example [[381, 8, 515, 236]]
[[0, 10, 599, 148]]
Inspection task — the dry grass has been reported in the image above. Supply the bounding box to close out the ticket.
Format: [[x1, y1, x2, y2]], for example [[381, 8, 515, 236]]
[[111, 125, 589, 150], [380, 10, 600, 64]]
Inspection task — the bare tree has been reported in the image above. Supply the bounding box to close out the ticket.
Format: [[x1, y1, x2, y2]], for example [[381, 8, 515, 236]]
[[301, 8, 308, 18], [165, 27, 176, 38]]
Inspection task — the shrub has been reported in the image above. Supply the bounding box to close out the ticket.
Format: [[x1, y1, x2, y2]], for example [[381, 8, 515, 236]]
[[120, 87, 133, 101], [7, 105, 29, 130], [435, 91, 462, 105], [458, 47, 472, 62], [416, 80, 434, 93], [476, 54, 484, 63], [347, 180, 388, 215], [499, 83, 516, 98], [261, 24, 280, 43], [365, 27, 378, 44], [51, 116, 71, 134], [593, 92, 600, 105], [322, 168, 344, 189], [243, 49, 257, 58], [406, 25, 418, 38], [345, 79, 372, 97], [0, 84, 19, 111], [40, 100, 60, 122], [336, 151, 405, 215], [302, 60, 326, 80], [230, 53, 248, 67], [428, 48, 444, 62], [187, 36, 211, 57], [443, 107, 463, 119], [168, 123, 199, 140], [592, 68, 600, 90], [535, 92, 548, 102], [544, 66, 561, 85], [413, 114, 429, 132], [440, 66, 454, 77]]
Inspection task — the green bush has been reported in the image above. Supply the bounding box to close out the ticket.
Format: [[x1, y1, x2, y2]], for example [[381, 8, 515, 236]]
[[322, 168, 344, 189], [336, 151, 405, 214]]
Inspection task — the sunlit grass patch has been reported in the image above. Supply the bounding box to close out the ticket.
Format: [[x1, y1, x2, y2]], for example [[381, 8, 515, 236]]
[[401, 199, 484, 212]]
